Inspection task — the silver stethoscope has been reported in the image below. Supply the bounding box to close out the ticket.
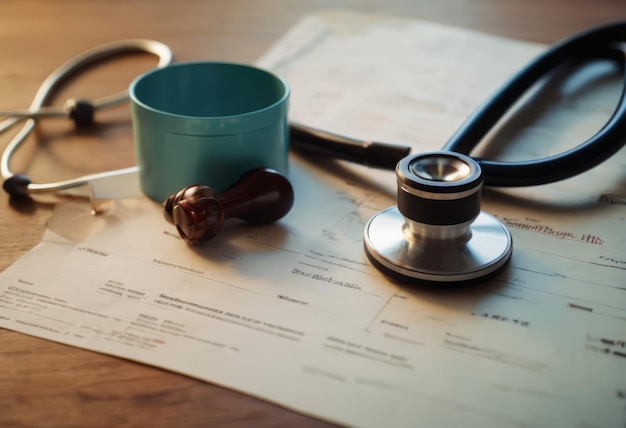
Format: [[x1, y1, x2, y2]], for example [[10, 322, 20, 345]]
[[0, 39, 173, 199], [1, 22, 625, 285]]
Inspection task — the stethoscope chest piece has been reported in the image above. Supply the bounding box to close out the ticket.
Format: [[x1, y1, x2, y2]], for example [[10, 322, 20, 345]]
[[364, 151, 512, 284]]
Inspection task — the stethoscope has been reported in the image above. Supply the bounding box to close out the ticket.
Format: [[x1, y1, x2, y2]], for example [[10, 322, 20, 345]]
[[0, 39, 173, 198], [362, 21, 626, 285], [1, 22, 625, 286]]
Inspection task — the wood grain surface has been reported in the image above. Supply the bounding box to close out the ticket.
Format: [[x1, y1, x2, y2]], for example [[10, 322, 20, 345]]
[[1, 1, 624, 426]]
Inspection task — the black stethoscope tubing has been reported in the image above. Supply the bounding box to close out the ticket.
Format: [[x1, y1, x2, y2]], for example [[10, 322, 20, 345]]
[[441, 21, 626, 187], [288, 21, 626, 187]]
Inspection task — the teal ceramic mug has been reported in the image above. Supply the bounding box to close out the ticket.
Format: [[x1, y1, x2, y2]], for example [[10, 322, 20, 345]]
[[129, 61, 290, 202]]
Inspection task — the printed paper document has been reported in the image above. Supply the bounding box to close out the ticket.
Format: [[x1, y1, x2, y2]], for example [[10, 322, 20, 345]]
[[1, 10, 625, 427]]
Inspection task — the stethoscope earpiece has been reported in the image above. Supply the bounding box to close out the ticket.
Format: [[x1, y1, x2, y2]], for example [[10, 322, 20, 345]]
[[64, 99, 97, 127], [364, 152, 512, 284], [0, 39, 173, 199]]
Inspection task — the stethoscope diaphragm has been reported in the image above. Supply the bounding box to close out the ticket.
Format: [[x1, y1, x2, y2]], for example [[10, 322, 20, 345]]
[[364, 152, 512, 284]]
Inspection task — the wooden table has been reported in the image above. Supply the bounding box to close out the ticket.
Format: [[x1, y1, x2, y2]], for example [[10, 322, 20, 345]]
[[1, 1, 624, 426]]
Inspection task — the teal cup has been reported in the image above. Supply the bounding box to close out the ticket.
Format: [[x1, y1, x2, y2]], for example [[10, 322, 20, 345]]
[[129, 61, 290, 202]]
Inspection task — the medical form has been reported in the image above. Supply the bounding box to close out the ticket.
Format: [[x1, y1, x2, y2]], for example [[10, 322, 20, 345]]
[[1, 11, 625, 427]]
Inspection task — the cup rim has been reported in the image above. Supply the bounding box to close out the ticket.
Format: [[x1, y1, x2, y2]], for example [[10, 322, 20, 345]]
[[129, 61, 290, 135]]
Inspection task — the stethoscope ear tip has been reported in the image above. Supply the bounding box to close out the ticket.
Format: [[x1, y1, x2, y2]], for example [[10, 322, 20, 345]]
[[3, 174, 32, 198], [64, 99, 96, 127]]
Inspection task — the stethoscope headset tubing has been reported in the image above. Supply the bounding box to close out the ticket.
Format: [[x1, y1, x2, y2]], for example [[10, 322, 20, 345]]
[[0, 39, 173, 197]]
